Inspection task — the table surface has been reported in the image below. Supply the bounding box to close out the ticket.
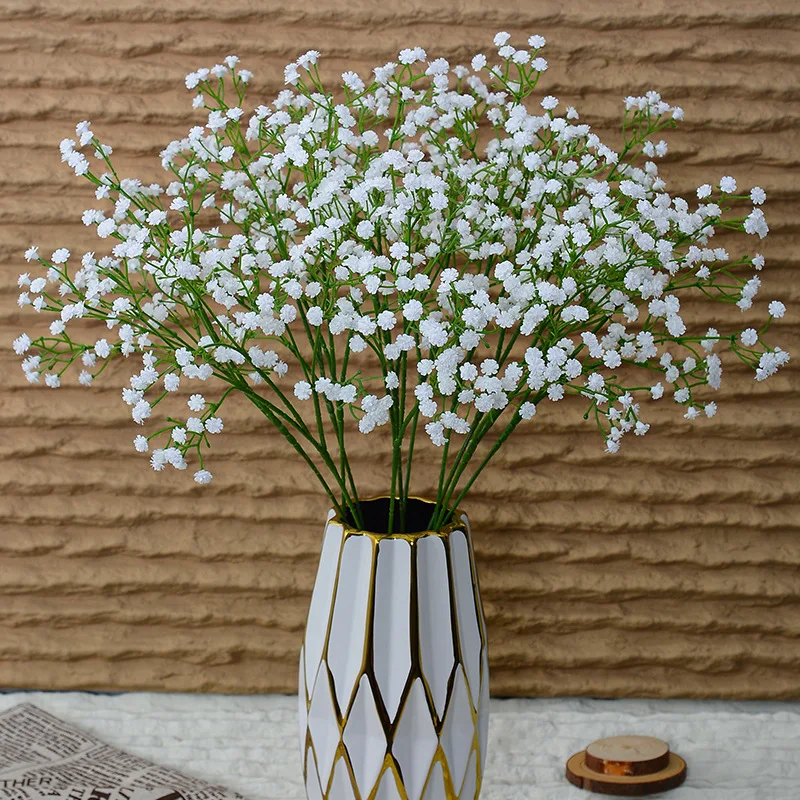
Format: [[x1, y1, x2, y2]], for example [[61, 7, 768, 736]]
[[0, 692, 797, 799]]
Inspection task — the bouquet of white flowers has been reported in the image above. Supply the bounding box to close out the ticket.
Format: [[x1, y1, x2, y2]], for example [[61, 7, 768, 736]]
[[13, 32, 788, 534]]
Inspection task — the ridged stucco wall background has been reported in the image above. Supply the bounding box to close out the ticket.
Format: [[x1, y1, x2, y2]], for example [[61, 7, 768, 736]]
[[1, 0, 798, 698]]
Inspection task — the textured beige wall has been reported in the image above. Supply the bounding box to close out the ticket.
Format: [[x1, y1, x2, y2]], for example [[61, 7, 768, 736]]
[[2, 0, 799, 699]]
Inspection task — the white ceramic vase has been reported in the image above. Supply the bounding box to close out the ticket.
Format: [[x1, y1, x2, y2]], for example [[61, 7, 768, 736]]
[[298, 497, 489, 800]]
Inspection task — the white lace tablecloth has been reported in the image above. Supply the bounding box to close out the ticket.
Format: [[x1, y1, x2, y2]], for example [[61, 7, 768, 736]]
[[0, 692, 796, 799]]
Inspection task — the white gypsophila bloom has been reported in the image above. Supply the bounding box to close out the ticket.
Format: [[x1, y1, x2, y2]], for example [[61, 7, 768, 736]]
[[132, 399, 151, 424], [744, 208, 769, 239], [205, 417, 224, 434], [194, 469, 213, 484], [96, 218, 117, 238], [172, 427, 187, 444], [294, 381, 312, 400], [768, 300, 786, 318], [740, 329, 759, 347], [719, 176, 737, 193], [186, 417, 203, 434], [187, 394, 206, 412], [12, 334, 31, 355], [755, 348, 790, 382]]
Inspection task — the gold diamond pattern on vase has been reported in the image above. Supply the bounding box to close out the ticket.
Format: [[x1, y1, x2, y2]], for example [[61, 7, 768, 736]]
[[299, 508, 489, 800]]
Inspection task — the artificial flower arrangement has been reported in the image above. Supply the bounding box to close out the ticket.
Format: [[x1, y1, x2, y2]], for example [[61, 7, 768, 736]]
[[13, 32, 787, 533], [13, 31, 791, 800]]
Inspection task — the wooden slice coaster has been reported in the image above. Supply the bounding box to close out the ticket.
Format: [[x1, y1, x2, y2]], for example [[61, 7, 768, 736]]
[[566, 735, 687, 796], [586, 736, 671, 776]]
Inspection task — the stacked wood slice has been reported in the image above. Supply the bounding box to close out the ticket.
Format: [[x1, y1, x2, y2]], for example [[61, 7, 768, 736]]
[[565, 735, 687, 796]]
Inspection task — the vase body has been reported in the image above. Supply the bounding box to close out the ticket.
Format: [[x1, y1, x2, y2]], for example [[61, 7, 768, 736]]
[[299, 500, 489, 800]]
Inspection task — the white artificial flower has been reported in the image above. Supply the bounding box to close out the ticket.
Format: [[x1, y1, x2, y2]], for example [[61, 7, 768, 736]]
[[377, 311, 396, 330], [754, 347, 790, 381], [768, 300, 785, 318], [356, 220, 374, 239], [194, 469, 213, 484], [740, 329, 758, 347], [460, 363, 478, 381], [398, 47, 426, 65], [132, 399, 151, 424], [425, 421, 447, 446], [744, 208, 769, 239], [547, 385, 564, 401], [403, 300, 423, 321], [172, 427, 187, 444], [205, 417, 224, 434], [187, 394, 206, 412], [96, 218, 117, 238], [12, 334, 31, 355], [342, 71, 365, 92], [349, 335, 367, 353], [294, 381, 312, 400], [471, 54, 486, 71]]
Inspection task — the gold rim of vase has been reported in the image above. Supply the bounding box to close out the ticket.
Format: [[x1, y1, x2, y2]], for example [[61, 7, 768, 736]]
[[330, 494, 466, 541]]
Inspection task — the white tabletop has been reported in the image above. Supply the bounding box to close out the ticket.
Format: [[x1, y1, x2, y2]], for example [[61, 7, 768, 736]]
[[0, 692, 797, 799]]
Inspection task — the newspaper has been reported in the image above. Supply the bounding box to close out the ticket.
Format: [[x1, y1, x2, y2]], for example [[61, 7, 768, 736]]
[[0, 704, 247, 800]]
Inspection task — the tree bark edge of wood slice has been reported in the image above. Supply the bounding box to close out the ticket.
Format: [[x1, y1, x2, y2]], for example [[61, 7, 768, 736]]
[[565, 752, 687, 796]]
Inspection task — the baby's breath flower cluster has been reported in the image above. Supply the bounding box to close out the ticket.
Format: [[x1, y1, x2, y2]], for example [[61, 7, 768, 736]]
[[14, 35, 789, 532]]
